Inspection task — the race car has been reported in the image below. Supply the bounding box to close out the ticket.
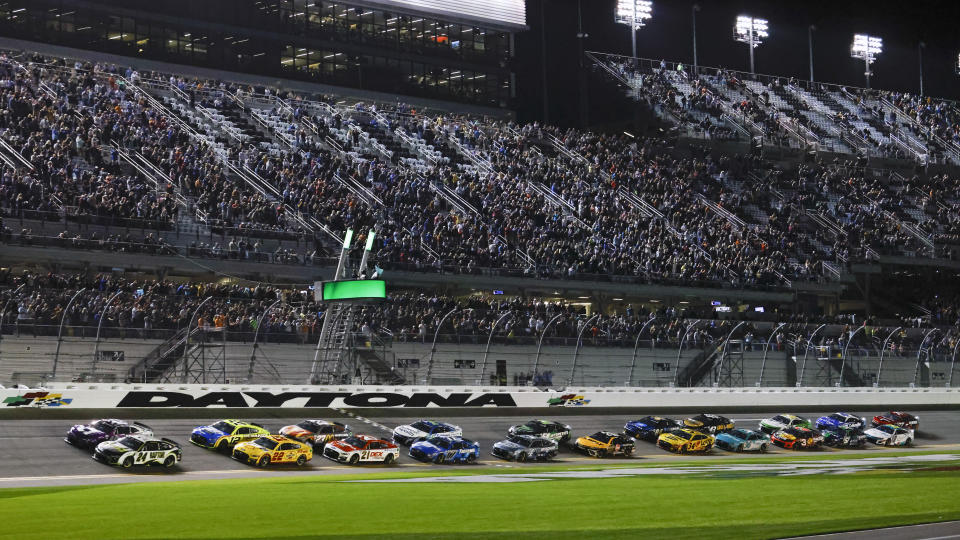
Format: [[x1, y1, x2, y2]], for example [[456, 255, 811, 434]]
[[279, 420, 351, 449], [507, 420, 572, 442], [93, 435, 182, 468], [815, 412, 867, 432], [573, 431, 636, 458], [409, 435, 480, 464], [872, 411, 919, 432], [714, 428, 770, 452], [65, 419, 153, 449], [771, 427, 824, 450], [623, 416, 681, 442], [232, 435, 312, 467], [759, 414, 810, 434], [821, 426, 867, 448], [392, 420, 462, 446], [190, 419, 269, 451], [491, 435, 558, 462], [323, 434, 399, 464], [864, 424, 914, 446], [683, 414, 734, 434], [657, 428, 715, 453]]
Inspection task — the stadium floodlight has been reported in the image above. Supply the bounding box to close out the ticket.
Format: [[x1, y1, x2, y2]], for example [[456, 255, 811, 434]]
[[614, 0, 653, 60], [733, 15, 768, 75], [955, 52, 960, 76], [851, 34, 882, 88]]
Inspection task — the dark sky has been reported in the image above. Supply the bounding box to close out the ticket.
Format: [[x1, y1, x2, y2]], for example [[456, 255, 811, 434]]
[[515, 0, 960, 126]]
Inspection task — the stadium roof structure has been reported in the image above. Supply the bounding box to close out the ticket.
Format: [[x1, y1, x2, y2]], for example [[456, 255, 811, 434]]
[[351, 0, 528, 32]]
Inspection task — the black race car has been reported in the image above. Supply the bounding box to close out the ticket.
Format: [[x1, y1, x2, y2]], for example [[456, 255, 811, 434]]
[[507, 420, 572, 442], [624, 416, 681, 442], [683, 414, 735, 434], [821, 426, 867, 448]]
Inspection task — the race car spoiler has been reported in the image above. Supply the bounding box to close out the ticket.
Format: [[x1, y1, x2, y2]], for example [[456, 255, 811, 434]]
[[161, 437, 181, 447]]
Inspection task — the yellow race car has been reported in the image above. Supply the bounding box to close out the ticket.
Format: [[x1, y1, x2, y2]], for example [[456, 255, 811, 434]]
[[657, 428, 715, 453], [573, 431, 636, 457], [190, 419, 270, 451], [232, 435, 313, 467]]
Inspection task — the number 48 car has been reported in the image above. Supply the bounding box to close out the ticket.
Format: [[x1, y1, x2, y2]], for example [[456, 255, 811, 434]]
[[324, 435, 399, 464], [233, 435, 312, 467], [491, 435, 558, 462], [94, 435, 182, 468]]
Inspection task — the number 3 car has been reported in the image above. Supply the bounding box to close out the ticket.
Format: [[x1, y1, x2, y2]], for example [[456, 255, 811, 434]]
[[771, 427, 824, 450], [93, 435, 182, 468], [324, 434, 399, 464], [233, 435, 313, 467]]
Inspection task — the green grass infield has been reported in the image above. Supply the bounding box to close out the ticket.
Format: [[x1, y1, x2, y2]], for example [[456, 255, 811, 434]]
[[2, 453, 960, 539]]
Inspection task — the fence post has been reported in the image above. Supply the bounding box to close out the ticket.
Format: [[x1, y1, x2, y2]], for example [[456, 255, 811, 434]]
[[478, 312, 512, 385], [673, 320, 702, 387], [92, 290, 124, 368], [425, 308, 459, 384], [798, 323, 827, 386], [569, 314, 600, 386], [876, 326, 902, 387], [532, 314, 564, 377], [627, 316, 658, 386], [52, 288, 87, 378], [757, 322, 786, 387]]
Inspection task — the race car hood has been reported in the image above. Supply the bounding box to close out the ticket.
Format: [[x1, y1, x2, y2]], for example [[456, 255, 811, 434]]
[[394, 425, 427, 438], [192, 426, 228, 442], [864, 428, 894, 439], [234, 441, 268, 454], [69, 424, 108, 442], [658, 433, 687, 444], [329, 440, 358, 452], [760, 419, 786, 429], [714, 432, 745, 444], [576, 437, 605, 448], [625, 421, 653, 430], [493, 440, 525, 452], [95, 440, 128, 455], [683, 419, 704, 428], [410, 441, 442, 454], [775, 431, 796, 441], [279, 426, 312, 438]]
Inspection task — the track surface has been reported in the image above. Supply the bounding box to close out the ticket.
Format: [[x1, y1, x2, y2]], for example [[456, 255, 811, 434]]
[[0, 410, 957, 488]]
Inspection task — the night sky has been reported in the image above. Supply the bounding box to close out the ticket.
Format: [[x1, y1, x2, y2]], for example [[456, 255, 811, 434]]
[[515, 0, 960, 127]]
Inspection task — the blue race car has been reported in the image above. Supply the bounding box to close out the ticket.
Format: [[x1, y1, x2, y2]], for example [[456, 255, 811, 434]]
[[624, 416, 681, 442], [409, 435, 480, 464], [714, 428, 771, 452], [815, 412, 866, 432]]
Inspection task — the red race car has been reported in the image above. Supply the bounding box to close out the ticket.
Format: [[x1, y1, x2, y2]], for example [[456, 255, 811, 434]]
[[771, 427, 824, 450], [322, 434, 400, 465], [872, 411, 919, 432]]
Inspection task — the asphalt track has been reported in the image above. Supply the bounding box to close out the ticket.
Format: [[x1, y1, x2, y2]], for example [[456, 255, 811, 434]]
[[0, 409, 957, 488]]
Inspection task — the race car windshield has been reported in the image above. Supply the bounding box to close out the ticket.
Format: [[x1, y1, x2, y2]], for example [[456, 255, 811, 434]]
[[428, 437, 452, 449], [772, 415, 790, 423], [296, 421, 320, 432], [829, 414, 847, 421], [342, 436, 367, 447], [253, 437, 278, 450], [878, 425, 898, 434], [728, 429, 750, 439], [410, 421, 436, 432], [785, 428, 805, 436], [211, 421, 234, 433], [507, 436, 533, 447], [590, 432, 611, 440], [116, 437, 142, 450], [92, 420, 116, 431], [671, 431, 693, 440]]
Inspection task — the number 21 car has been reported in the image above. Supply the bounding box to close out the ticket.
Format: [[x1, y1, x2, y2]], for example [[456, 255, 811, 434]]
[[233, 435, 313, 467], [324, 434, 399, 464]]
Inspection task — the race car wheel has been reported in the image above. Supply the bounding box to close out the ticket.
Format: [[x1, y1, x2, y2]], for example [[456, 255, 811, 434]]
[[258, 456, 270, 468], [467, 453, 477, 463], [623, 447, 634, 456], [383, 454, 395, 465], [296, 455, 307, 467], [736, 444, 744, 453], [215, 439, 228, 453], [435, 454, 446, 465], [163, 456, 176, 468], [349, 454, 359, 465], [516, 452, 527, 463], [760, 443, 768, 452], [121, 457, 133, 469], [905, 438, 912, 446], [598, 449, 607, 458], [587, 449, 597, 458]]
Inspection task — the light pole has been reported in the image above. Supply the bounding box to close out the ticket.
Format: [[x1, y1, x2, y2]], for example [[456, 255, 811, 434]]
[[615, 0, 653, 60], [875, 326, 902, 387], [734, 15, 769, 75], [478, 312, 513, 385], [918, 41, 926, 96], [692, 4, 700, 74], [52, 288, 87, 379], [851, 34, 883, 89], [569, 314, 600, 385], [808, 25, 816, 82]]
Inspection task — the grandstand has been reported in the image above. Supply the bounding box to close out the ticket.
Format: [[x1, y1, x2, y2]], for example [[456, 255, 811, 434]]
[[1, 2, 960, 390]]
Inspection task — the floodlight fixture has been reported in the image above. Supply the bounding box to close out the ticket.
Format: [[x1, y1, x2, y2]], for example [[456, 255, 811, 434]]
[[851, 34, 882, 88], [733, 15, 768, 74], [955, 52, 960, 76], [615, 0, 653, 60]]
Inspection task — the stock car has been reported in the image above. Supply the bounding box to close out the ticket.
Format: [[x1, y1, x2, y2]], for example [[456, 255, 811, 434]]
[[864, 424, 914, 446], [279, 420, 351, 449], [190, 420, 270, 451], [324, 434, 399, 464], [623, 416, 681, 442], [815, 412, 867, 432], [714, 428, 771, 452], [683, 414, 735, 434], [759, 414, 811, 434], [409, 435, 480, 464], [872, 411, 920, 432], [771, 427, 824, 450], [657, 428, 715, 453], [65, 419, 153, 449], [392, 420, 462, 446], [507, 420, 572, 442], [573, 431, 636, 458], [491, 435, 559, 462], [232, 435, 313, 467], [821, 426, 867, 448], [93, 435, 182, 468]]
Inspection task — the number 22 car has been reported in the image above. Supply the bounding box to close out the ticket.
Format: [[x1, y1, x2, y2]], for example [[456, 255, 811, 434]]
[[232, 435, 312, 467]]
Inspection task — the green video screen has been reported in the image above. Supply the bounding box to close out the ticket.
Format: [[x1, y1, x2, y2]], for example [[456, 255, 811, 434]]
[[321, 279, 386, 302]]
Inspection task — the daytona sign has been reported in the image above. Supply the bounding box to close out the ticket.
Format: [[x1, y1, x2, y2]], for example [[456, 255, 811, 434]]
[[116, 391, 519, 408]]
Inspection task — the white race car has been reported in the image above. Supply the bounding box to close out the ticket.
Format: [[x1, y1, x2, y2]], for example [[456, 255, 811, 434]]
[[93, 435, 182, 468], [758, 414, 809, 434], [863, 424, 914, 446], [392, 420, 462, 445], [323, 435, 400, 465]]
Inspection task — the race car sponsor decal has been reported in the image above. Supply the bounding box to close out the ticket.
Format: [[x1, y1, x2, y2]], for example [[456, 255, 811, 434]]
[[547, 394, 591, 407], [3, 391, 73, 407], [115, 391, 519, 408]]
